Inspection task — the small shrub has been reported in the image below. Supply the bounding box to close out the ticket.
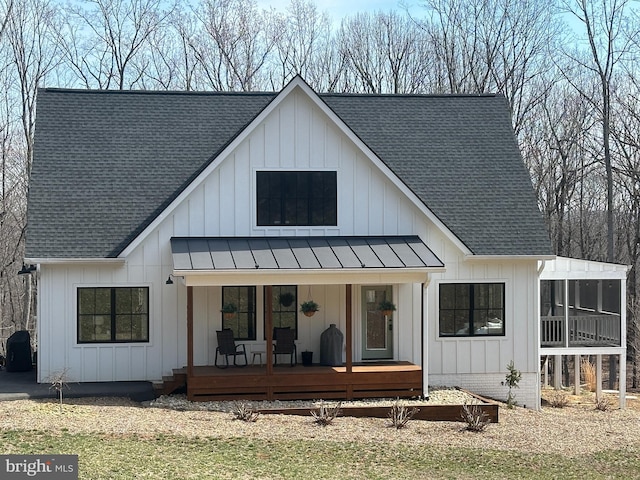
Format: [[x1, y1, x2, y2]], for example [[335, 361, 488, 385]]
[[311, 401, 342, 426], [505, 360, 522, 409], [547, 390, 569, 408], [387, 399, 420, 429], [581, 359, 597, 392], [231, 402, 260, 422], [595, 396, 612, 412], [47, 368, 70, 412], [460, 401, 491, 432]]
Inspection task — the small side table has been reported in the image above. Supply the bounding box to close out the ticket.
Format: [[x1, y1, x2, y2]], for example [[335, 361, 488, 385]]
[[251, 350, 265, 366]]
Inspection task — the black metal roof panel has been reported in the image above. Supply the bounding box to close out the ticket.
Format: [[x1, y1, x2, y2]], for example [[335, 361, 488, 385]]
[[170, 236, 444, 271]]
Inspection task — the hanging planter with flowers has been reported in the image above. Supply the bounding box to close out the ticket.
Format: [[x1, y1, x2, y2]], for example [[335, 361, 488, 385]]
[[300, 300, 320, 317], [221, 303, 238, 320], [377, 300, 396, 317]]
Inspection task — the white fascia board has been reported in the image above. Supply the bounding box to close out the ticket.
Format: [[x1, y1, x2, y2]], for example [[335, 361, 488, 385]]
[[540, 270, 629, 280], [174, 267, 445, 287], [119, 75, 471, 259], [25, 257, 126, 266], [540, 256, 630, 279], [464, 254, 556, 262], [540, 347, 625, 356]]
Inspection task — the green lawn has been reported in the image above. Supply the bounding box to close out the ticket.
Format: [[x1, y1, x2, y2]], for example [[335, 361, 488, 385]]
[[2, 429, 638, 479]]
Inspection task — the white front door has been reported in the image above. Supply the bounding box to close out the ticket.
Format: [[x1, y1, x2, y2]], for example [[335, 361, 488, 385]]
[[361, 285, 393, 360]]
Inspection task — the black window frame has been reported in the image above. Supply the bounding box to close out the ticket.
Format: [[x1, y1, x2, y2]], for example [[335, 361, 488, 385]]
[[438, 283, 505, 337], [256, 170, 337, 226], [264, 285, 298, 340], [222, 286, 257, 341], [77, 287, 149, 344]]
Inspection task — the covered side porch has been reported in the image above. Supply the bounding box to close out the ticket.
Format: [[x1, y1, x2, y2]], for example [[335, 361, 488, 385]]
[[539, 257, 629, 407], [168, 236, 444, 401]]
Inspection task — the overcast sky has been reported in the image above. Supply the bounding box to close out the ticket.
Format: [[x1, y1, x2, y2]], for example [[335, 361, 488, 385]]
[[255, 0, 424, 19]]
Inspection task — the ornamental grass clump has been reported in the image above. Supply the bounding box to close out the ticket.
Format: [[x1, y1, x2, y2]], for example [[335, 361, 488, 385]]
[[231, 402, 260, 422], [311, 401, 342, 426], [595, 396, 612, 412], [387, 399, 420, 429], [460, 401, 491, 432], [581, 359, 597, 392]]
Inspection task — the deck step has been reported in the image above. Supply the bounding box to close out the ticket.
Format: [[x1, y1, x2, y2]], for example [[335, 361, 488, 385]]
[[155, 371, 187, 396]]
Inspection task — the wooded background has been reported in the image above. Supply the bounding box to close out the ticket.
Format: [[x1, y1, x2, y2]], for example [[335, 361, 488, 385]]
[[0, 0, 637, 386]]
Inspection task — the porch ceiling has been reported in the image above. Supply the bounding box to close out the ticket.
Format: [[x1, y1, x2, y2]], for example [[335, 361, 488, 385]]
[[170, 236, 444, 286]]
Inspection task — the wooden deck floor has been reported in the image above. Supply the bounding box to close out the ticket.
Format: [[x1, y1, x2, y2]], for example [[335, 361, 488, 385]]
[[173, 362, 423, 401]]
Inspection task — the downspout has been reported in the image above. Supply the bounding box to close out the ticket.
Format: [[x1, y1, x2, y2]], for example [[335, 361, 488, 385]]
[[422, 275, 431, 400]]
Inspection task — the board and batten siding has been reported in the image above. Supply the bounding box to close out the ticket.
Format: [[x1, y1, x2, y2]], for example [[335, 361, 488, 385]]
[[426, 255, 541, 408]]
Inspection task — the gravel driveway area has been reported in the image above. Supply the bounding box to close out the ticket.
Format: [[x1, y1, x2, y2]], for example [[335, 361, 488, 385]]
[[0, 388, 638, 456]]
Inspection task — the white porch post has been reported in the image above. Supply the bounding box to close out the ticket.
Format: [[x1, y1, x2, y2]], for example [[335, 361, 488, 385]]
[[422, 281, 429, 399], [596, 355, 603, 401], [574, 354, 581, 395], [554, 355, 562, 389], [619, 353, 626, 408]]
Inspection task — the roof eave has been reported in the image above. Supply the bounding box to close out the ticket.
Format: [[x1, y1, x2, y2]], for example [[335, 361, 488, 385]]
[[25, 257, 126, 266]]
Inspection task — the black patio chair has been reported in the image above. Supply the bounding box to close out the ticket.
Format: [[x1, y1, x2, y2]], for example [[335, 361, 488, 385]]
[[215, 329, 248, 368], [273, 327, 297, 367]]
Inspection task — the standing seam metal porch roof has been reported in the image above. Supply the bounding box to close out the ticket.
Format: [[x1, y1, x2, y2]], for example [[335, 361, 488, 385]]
[[170, 236, 444, 271]]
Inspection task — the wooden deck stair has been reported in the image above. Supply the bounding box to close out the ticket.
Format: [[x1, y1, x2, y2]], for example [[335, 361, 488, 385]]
[[154, 368, 187, 396]]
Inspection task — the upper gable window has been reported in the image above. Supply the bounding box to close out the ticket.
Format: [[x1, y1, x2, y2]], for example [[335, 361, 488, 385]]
[[256, 171, 337, 226]]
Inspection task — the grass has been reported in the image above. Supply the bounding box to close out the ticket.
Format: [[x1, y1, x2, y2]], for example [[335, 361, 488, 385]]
[[1, 429, 639, 479]]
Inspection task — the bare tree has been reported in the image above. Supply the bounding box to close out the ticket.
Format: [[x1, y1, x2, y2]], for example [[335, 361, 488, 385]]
[[57, 0, 175, 90], [270, 0, 343, 91], [191, 0, 276, 91], [422, 0, 560, 133], [561, 0, 636, 263], [337, 10, 432, 94]]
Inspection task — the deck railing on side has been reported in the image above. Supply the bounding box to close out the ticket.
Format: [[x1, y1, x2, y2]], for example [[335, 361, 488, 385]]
[[541, 314, 621, 348]]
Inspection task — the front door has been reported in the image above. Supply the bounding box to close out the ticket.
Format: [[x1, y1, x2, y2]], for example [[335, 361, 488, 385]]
[[361, 285, 393, 360]]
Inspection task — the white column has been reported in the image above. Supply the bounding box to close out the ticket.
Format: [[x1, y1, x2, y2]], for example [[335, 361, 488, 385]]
[[422, 281, 429, 400], [596, 355, 603, 401], [574, 354, 581, 395], [619, 353, 627, 409], [554, 355, 562, 389]]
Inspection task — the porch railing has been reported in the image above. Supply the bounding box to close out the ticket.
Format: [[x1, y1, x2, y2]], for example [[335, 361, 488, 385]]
[[540, 314, 621, 348]]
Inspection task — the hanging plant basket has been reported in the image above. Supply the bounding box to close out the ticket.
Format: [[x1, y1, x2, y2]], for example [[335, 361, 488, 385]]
[[300, 300, 319, 317], [221, 303, 238, 320], [279, 292, 295, 307], [378, 300, 396, 317]]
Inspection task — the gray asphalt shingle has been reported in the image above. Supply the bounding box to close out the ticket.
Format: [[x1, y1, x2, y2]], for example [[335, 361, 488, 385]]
[[26, 87, 551, 259]]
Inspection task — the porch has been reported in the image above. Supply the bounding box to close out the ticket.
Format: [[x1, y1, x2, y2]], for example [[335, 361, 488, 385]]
[[539, 257, 629, 408], [170, 236, 444, 402], [161, 363, 422, 401]]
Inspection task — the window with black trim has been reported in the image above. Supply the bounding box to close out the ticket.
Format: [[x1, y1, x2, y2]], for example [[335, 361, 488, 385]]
[[439, 283, 505, 336], [78, 287, 149, 343], [222, 286, 256, 340], [256, 171, 337, 226], [264, 285, 298, 339]]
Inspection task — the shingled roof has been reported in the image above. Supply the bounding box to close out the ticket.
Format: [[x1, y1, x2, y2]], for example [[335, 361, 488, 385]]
[[27, 84, 551, 259]]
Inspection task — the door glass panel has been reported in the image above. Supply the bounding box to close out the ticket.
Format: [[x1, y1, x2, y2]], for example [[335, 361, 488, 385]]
[[366, 310, 386, 349]]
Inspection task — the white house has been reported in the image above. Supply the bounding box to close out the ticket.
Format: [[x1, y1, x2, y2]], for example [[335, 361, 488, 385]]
[[26, 76, 620, 409]]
